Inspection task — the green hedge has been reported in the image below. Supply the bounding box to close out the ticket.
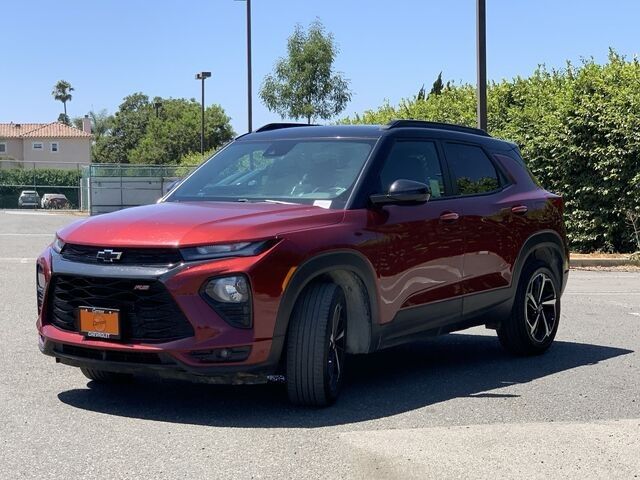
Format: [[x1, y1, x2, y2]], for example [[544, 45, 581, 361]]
[[343, 51, 640, 253]]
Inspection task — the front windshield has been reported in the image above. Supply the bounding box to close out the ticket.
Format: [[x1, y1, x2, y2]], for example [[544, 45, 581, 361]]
[[167, 139, 376, 208]]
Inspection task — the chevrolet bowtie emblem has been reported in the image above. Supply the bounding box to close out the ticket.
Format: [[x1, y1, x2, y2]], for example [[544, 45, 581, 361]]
[[96, 249, 123, 263]]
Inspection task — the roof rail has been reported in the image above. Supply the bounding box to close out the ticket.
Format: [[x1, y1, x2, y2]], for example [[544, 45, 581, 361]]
[[255, 123, 319, 133], [385, 120, 490, 137]]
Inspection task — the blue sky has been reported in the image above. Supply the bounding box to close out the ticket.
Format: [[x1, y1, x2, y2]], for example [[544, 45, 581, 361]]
[[2, 0, 639, 134]]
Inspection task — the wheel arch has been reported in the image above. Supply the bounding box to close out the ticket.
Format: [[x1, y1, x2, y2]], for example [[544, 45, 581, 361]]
[[273, 250, 379, 355], [512, 230, 567, 294]]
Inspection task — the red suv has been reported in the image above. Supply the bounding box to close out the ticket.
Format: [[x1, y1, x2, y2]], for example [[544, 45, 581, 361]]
[[37, 121, 569, 406]]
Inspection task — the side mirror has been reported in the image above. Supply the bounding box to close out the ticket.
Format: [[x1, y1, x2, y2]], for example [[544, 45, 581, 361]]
[[370, 179, 431, 206]]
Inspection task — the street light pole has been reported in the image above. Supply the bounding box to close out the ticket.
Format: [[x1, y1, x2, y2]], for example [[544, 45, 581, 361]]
[[195, 71, 212, 155], [476, 0, 488, 131], [235, 0, 253, 133], [246, 0, 253, 133]]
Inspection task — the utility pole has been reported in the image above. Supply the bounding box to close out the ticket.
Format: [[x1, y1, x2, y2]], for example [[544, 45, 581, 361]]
[[476, 0, 488, 131]]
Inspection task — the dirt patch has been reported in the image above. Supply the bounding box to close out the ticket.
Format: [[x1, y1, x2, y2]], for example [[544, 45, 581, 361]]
[[571, 265, 640, 272], [571, 253, 632, 259]]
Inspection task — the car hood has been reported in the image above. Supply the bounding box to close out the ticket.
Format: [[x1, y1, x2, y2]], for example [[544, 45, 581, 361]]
[[57, 201, 344, 247]]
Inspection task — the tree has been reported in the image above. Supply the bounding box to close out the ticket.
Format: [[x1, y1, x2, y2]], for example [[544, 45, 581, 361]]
[[260, 20, 352, 124], [429, 72, 444, 97], [92, 93, 154, 163], [52, 80, 74, 118], [72, 110, 113, 141], [92, 93, 234, 164], [90, 110, 113, 141], [57, 113, 71, 126], [129, 99, 234, 164], [415, 73, 444, 102]]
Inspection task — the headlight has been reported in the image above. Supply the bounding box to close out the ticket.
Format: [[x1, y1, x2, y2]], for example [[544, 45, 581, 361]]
[[201, 275, 252, 328], [36, 264, 46, 314], [37, 266, 46, 289], [181, 240, 273, 261], [52, 235, 65, 253]]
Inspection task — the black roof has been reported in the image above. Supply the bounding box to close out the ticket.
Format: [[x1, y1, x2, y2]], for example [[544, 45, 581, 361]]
[[237, 121, 514, 150], [385, 120, 489, 137], [238, 124, 383, 140]]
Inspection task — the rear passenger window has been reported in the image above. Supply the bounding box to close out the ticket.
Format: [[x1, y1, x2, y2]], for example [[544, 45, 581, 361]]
[[379, 141, 446, 198], [444, 143, 501, 195]]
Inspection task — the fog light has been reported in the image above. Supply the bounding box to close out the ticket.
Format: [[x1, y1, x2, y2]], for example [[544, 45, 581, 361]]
[[204, 276, 249, 303], [189, 346, 251, 363]]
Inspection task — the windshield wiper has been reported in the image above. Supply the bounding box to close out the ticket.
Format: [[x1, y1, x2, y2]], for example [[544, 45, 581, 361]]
[[235, 198, 299, 205], [262, 199, 298, 205]]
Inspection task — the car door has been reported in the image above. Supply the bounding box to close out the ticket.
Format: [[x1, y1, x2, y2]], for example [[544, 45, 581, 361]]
[[367, 139, 465, 339], [441, 142, 516, 315]]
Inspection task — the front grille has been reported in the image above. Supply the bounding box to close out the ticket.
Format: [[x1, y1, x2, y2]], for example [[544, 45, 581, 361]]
[[53, 343, 165, 364], [48, 275, 194, 342], [61, 244, 183, 267]]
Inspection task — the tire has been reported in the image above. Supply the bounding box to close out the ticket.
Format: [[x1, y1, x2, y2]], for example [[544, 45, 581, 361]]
[[286, 283, 347, 407], [498, 261, 561, 355], [80, 367, 132, 383]]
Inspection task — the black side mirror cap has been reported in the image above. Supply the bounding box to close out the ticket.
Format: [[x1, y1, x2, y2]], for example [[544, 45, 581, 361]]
[[370, 179, 431, 206]]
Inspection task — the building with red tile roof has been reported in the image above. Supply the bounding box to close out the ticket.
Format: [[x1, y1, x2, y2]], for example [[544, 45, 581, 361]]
[[0, 120, 92, 169]]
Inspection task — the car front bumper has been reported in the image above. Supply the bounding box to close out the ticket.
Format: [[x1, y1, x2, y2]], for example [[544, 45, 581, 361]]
[[36, 245, 293, 383]]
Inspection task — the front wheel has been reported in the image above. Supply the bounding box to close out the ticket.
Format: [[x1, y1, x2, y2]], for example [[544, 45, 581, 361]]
[[498, 262, 561, 355], [286, 283, 347, 407]]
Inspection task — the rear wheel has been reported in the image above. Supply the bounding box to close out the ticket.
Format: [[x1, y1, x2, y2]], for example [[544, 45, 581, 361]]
[[286, 283, 347, 407], [498, 261, 560, 355], [80, 367, 132, 383]]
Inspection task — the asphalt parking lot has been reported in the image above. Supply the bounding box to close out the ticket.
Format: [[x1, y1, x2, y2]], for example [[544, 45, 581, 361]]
[[1, 210, 638, 479]]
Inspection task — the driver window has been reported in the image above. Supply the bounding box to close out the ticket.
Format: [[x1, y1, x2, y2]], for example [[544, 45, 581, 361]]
[[379, 141, 446, 198]]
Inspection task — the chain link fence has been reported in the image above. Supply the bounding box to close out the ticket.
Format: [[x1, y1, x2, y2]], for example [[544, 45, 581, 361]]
[[0, 160, 86, 209], [0, 161, 197, 213]]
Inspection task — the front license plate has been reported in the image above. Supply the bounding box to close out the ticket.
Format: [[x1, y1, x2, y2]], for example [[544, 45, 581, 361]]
[[78, 307, 121, 340]]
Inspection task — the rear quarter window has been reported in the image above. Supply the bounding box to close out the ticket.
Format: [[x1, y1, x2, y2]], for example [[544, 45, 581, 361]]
[[443, 143, 502, 195]]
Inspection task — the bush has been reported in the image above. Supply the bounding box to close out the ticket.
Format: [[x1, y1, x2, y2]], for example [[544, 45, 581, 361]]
[[343, 50, 640, 253]]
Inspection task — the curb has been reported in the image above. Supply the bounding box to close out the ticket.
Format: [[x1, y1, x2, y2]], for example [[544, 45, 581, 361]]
[[570, 258, 640, 268]]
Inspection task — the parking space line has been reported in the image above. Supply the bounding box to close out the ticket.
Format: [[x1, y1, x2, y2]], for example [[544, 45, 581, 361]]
[[565, 292, 640, 295], [0, 258, 36, 263], [0, 233, 52, 237], [3, 211, 72, 216]]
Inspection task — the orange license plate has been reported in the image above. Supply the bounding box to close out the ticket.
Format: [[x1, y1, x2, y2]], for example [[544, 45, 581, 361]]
[[78, 307, 121, 340]]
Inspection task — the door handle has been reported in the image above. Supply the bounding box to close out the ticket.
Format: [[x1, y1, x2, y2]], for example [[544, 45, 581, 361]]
[[439, 211, 460, 222], [511, 205, 528, 215]]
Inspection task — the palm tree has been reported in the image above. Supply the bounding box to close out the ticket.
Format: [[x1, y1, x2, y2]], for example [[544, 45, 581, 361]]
[[51, 80, 74, 118]]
